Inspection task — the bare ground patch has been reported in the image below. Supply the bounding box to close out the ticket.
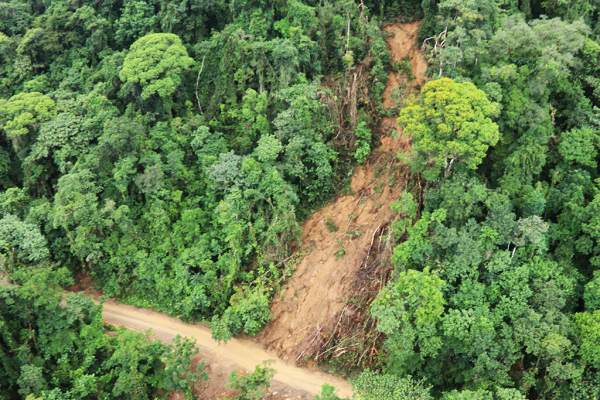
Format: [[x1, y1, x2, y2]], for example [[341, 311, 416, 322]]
[[255, 22, 426, 374]]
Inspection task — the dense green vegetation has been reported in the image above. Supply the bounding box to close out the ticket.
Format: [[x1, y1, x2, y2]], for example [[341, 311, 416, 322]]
[[0, 0, 393, 344], [0, 0, 398, 396], [2, 0, 600, 397], [0, 268, 208, 398], [366, 0, 600, 398]]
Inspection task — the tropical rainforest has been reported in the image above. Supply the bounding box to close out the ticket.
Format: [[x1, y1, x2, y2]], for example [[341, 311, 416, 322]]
[[1, 0, 600, 397]]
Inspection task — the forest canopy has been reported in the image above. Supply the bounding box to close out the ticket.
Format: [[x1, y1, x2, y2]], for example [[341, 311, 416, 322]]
[[1, 0, 600, 398], [0, 0, 391, 343]]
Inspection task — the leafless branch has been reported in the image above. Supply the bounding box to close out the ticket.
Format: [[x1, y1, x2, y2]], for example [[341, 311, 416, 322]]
[[195, 55, 206, 114]]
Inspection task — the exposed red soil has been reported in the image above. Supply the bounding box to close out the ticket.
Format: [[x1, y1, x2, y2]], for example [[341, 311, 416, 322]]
[[382, 21, 428, 135], [65, 272, 100, 296], [255, 21, 426, 364]]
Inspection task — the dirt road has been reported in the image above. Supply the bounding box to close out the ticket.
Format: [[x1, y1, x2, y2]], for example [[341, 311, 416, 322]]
[[101, 299, 354, 398], [0, 275, 352, 398]]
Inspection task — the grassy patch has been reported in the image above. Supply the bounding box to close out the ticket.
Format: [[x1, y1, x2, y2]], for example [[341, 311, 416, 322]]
[[326, 218, 339, 232]]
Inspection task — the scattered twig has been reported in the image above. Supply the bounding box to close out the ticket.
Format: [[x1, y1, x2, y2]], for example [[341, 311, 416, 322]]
[[320, 304, 348, 353], [297, 324, 322, 362], [362, 224, 383, 268], [368, 332, 380, 364]]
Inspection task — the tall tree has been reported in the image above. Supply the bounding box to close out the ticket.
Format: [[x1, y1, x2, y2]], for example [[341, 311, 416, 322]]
[[119, 33, 194, 116], [398, 78, 499, 179]]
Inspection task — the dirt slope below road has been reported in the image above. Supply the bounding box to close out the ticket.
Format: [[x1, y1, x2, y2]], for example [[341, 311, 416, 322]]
[[101, 300, 354, 398], [255, 21, 426, 363]]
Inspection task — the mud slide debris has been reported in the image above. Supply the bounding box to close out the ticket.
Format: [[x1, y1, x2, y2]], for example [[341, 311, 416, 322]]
[[255, 22, 427, 364]]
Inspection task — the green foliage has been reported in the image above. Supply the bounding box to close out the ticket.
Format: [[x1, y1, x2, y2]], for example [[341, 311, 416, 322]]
[[0, 92, 56, 164], [114, 0, 158, 46], [119, 33, 194, 112], [210, 287, 273, 342], [391, 57, 414, 80], [398, 78, 499, 179], [27, 112, 97, 171], [584, 272, 600, 310], [0, 0, 390, 352], [161, 335, 208, 399], [371, 268, 446, 373], [0, 269, 208, 399], [0, 93, 56, 138], [335, 246, 347, 260], [6, 0, 600, 397], [354, 120, 372, 165], [17, 365, 45, 397], [441, 387, 526, 400], [0, 214, 48, 268], [327, 218, 339, 232], [373, 169, 584, 395], [225, 360, 276, 400], [374, 2, 600, 395], [316, 383, 349, 400], [522, 188, 546, 218], [352, 370, 433, 400], [570, 374, 600, 400], [558, 127, 599, 168], [424, 0, 498, 74], [573, 310, 600, 369], [346, 228, 364, 239], [390, 192, 418, 236], [272, 82, 336, 204]]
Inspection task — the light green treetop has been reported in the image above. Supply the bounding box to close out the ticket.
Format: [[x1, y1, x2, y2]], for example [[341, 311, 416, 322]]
[[0, 214, 49, 268], [352, 370, 433, 400], [119, 33, 194, 109], [398, 78, 499, 179], [0, 92, 56, 137], [371, 267, 446, 373]]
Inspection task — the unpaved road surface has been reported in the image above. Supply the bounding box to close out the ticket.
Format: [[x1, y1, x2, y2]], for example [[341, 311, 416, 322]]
[[101, 299, 354, 398], [1, 276, 352, 398]]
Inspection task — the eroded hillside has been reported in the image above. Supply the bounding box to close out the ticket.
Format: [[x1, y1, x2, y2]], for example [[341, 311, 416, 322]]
[[256, 22, 427, 364]]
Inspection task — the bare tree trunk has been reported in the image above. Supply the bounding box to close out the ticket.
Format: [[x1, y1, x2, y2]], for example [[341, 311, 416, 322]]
[[423, 27, 447, 77], [195, 55, 206, 114], [444, 158, 455, 178], [350, 73, 358, 128], [345, 12, 351, 55]]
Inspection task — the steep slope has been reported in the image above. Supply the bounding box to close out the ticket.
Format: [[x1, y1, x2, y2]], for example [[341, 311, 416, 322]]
[[255, 21, 427, 363], [382, 21, 428, 134]]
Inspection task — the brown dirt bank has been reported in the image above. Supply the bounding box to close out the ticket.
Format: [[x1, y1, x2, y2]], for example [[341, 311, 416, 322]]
[[255, 21, 426, 367]]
